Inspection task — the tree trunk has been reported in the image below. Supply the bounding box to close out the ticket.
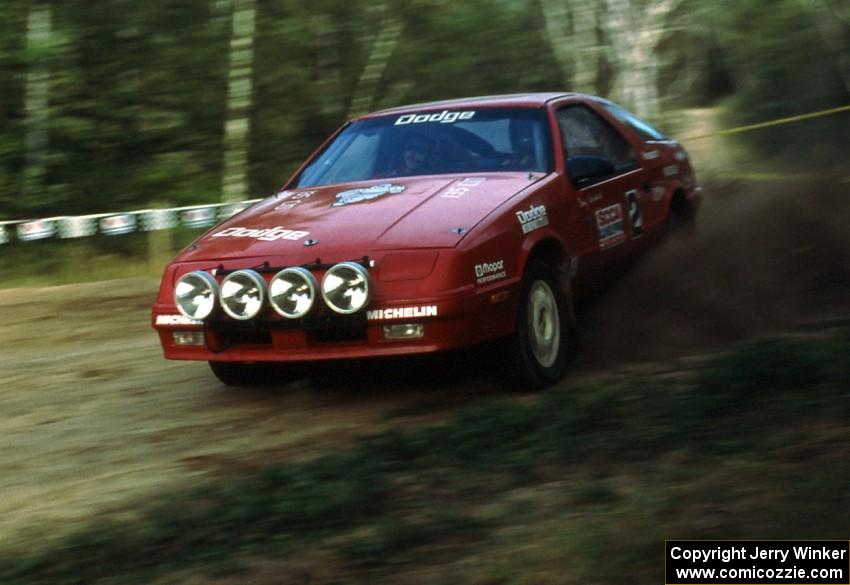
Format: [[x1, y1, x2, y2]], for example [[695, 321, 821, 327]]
[[313, 14, 343, 118], [348, 5, 403, 118], [221, 0, 256, 202], [23, 2, 52, 205], [539, 0, 574, 88], [602, 0, 684, 118], [571, 1, 600, 93], [539, 0, 600, 93]]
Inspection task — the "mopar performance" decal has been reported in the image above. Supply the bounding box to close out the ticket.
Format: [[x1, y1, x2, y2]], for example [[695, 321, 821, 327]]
[[474, 259, 507, 285]]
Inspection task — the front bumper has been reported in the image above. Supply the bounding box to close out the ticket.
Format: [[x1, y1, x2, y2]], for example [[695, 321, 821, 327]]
[[152, 279, 520, 363]]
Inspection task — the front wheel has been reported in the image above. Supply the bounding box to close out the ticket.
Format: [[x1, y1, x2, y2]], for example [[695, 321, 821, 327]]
[[502, 259, 573, 391], [208, 361, 280, 387]]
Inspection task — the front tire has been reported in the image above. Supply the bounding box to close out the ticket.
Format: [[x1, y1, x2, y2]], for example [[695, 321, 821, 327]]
[[503, 259, 573, 391], [208, 361, 279, 387]]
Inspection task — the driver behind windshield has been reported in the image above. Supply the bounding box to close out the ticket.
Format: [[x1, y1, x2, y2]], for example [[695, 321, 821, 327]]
[[504, 118, 538, 170], [393, 133, 437, 176]]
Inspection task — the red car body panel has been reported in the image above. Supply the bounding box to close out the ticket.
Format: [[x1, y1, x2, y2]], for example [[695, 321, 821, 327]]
[[152, 93, 701, 364]]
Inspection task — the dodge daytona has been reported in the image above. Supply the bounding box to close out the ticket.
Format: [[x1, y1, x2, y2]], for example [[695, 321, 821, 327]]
[[151, 93, 701, 389]]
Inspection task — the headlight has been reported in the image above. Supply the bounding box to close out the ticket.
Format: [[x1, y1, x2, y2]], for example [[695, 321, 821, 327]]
[[321, 262, 370, 315], [174, 271, 219, 320], [220, 269, 266, 320], [269, 267, 317, 319]]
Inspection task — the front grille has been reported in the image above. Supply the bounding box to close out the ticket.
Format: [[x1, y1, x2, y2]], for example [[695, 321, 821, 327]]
[[225, 330, 273, 346], [206, 313, 368, 347], [309, 325, 368, 344]]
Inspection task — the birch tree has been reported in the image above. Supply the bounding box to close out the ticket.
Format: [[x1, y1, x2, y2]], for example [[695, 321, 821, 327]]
[[221, 0, 256, 202], [601, 0, 685, 118], [539, 0, 600, 93], [23, 1, 52, 206], [348, 4, 403, 118]]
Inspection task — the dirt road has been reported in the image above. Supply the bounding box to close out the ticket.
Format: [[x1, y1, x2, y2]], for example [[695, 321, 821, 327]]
[[0, 280, 507, 552], [2, 178, 848, 553]]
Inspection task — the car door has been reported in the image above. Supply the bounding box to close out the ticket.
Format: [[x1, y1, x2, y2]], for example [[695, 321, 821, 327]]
[[554, 103, 646, 294], [596, 100, 677, 237]]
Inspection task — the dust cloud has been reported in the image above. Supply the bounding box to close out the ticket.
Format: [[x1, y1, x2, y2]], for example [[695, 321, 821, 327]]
[[578, 178, 850, 364]]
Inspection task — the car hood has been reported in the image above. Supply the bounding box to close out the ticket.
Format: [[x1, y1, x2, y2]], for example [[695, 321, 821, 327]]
[[176, 173, 546, 262]]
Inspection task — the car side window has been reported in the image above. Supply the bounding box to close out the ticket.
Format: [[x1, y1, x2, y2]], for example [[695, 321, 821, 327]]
[[602, 102, 669, 141], [556, 105, 638, 175]]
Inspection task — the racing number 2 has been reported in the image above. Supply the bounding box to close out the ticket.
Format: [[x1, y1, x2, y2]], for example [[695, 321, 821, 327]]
[[625, 189, 643, 238]]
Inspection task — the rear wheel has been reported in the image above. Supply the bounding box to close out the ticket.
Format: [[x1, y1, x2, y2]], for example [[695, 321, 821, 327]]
[[666, 192, 697, 235], [208, 361, 280, 387], [503, 259, 573, 391]]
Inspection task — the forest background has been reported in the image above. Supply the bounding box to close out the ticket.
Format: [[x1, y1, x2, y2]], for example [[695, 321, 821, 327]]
[[0, 0, 847, 220]]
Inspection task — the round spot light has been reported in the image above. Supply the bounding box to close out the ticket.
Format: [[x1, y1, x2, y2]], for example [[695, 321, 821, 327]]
[[322, 262, 371, 315], [269, 267, 317, 319], [220, 269, 266, 320], [174, 271, 219, 320]]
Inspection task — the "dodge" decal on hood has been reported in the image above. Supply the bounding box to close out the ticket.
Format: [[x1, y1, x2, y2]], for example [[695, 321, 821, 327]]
[[211, 226, 310, 241]]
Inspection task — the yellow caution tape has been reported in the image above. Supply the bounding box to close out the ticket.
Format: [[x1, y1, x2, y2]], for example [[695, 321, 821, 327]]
[[722, 173, 813, 182], [722, 173, 850, 183], [682, 104, 850, 141]]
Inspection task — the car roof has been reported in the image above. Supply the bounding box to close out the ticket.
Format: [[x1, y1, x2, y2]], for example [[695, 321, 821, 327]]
[[360, 92, 593, 119]]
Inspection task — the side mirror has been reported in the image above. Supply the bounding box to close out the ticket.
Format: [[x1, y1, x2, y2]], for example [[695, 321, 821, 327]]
[[567, 155, 615, 188]]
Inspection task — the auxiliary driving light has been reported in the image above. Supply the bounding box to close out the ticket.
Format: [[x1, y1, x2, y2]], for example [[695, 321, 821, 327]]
[[383, 323, 424, 340], [220, 269, 266, 320], [269, 267, 317, 319], [174, 271, 219, 320], [321, 262, 370, 315]]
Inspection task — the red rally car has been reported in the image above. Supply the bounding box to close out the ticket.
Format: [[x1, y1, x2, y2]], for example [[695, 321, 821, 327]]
[[152, 93, 701, 389]]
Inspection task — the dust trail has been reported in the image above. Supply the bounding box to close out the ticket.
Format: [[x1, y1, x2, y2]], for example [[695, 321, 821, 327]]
[[578, 178, 850, 365]]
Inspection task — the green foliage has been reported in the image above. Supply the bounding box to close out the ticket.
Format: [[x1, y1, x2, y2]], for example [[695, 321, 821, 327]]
[[0, 229, 200, 287], [696, 336, 850, 418], [710, 0, 850, 167], [2, 0, 845, 221], [0, 0, 564, 220], [338, 508, 488, 568]]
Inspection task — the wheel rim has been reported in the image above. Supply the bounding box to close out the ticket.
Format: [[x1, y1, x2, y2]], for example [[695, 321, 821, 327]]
[[526, 280, 561, 368]]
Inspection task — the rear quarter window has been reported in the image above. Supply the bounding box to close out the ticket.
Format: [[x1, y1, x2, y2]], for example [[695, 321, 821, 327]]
[[602, 102, 669, 141]]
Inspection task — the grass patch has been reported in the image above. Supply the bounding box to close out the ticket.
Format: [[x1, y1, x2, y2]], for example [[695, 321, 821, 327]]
[[338, 508, 489, 569], [0, 229, 202, 288], [1, 327, 848, 584]]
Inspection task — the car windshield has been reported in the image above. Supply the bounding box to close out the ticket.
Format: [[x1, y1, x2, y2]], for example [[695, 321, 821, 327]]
[[295, 107, 552, 188]]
